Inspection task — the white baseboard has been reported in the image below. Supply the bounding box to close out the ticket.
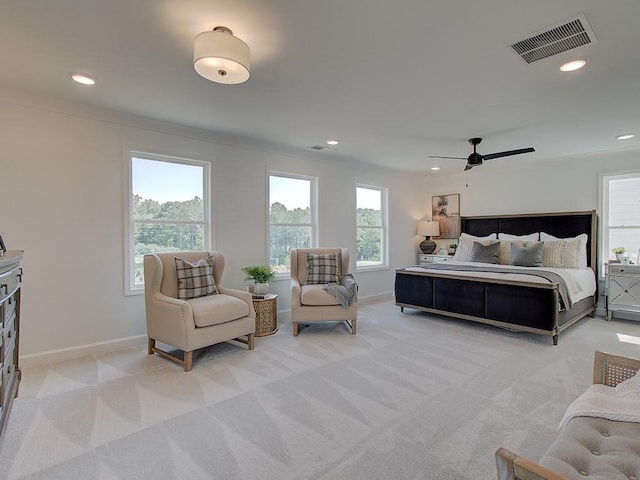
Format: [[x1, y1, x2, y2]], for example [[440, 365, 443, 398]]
[[359, 291, 394, 305], [20, 334, 147, 368], [20, 294, 396, 367]]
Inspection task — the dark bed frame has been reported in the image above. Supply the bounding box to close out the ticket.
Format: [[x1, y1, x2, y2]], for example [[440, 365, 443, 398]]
[[395, 210, 597, 344]]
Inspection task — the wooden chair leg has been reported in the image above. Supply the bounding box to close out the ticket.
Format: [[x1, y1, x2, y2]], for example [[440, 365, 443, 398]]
[[147, 337, 155, 355], [184, 351, 193, 372], [495, 448, 517, 480], [248, 333, 255, 350], [345, 319, 357, 335], [293, 322, 299, 336]]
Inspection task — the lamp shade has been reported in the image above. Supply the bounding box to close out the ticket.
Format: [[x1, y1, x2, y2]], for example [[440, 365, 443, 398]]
[[417, 220, 439, 254], [194, 26, 250, 84], [417, 221, 440, 237]]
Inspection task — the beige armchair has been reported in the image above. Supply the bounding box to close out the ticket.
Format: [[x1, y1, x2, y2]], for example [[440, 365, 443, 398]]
[[143, 251, 255, 372], [290, 248, 357, 336]]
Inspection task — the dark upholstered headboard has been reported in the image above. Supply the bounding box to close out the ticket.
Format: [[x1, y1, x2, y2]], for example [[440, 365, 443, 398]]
[[461, 210, 597, 268]]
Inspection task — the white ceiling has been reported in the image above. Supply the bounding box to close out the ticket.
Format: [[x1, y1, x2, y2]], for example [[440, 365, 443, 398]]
[[2, 0, 639, 173]]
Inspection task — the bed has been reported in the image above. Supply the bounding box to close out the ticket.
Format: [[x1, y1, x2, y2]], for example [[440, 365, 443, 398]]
[[395, 210, 597, 344]]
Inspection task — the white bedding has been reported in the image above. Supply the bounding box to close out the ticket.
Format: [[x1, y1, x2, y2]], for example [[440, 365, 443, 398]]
[[405, 260, 596, 306]]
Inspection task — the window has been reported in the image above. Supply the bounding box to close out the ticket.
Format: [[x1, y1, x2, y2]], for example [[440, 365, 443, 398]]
[[126, 152, 209, 294], [269, 173, 317, 276], [356, 185, 388, 268], [601, 172, 640, 275]]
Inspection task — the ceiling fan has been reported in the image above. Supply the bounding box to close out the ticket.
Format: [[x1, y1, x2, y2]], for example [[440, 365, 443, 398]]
[[429, 138, 535, 171]]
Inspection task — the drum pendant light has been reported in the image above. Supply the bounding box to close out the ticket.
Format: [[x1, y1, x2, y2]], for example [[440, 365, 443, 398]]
[[194, 26, 250, 84]]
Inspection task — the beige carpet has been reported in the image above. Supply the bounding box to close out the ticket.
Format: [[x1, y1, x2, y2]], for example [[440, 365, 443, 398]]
[[2, 300, 640, 479]]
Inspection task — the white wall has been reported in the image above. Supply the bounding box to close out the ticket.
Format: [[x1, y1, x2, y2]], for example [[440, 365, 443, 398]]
[[7, 85, 635, 363], [426, 149, 640, 216], [425, 148, 640, 269], [0, 87, 429, 362]]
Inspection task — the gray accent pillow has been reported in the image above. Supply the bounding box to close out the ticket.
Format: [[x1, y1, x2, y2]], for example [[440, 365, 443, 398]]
[[470, 241, 500, 264], [511, 242, 544, 267]]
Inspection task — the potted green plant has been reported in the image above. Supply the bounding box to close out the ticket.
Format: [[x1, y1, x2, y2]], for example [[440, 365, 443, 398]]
[[612, 247, 627, 262], [448, 243, 457, 255], [241, 265, 275, 294]]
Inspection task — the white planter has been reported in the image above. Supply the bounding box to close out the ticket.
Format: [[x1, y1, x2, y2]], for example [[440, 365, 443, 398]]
[[254, 282, 269, 294]]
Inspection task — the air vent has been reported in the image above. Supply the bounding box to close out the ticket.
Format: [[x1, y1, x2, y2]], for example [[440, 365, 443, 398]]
[[511, 14, 597, 64]]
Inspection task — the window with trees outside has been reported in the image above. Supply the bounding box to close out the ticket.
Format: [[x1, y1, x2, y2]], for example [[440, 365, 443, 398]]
[[601, 172, 640, 276], [126, 153, 209, 294], [356, 185, 387, 269], [269, 173, 316, 276]]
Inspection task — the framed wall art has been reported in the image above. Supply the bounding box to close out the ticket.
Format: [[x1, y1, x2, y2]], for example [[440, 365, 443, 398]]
[[0, 234, 5, 256], [431, 193, 461, 239]]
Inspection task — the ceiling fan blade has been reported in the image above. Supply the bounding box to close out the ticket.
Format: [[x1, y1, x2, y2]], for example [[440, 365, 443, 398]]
[[483, 147, 535, 160], [464, 164, 474, 171], [427, 155, 466, 160]]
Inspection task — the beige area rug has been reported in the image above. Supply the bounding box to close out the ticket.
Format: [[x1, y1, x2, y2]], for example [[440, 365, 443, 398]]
[[2, 301, 640, 480]]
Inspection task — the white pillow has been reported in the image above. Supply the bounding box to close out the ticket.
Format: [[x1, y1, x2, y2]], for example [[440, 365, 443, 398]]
[[453, 233, 497, 262], [498, 232, 539, 241], [542, 239, 581, 268], [540, 232, 588, 268]]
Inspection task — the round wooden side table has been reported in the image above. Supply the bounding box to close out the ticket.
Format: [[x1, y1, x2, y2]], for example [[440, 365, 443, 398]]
[[252, 293, 278, 336]]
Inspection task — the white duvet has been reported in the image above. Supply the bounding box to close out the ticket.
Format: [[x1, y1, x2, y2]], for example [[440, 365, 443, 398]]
[[405, 260, 596, 305]]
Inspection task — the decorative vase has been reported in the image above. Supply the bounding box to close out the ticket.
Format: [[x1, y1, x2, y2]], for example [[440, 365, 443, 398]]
[[419, 237, 436, 254], [255, 282, 269, 294], [616, 253, 625, 262]]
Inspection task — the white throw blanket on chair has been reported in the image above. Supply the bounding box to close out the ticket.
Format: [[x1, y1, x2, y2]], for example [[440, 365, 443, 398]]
[[559, 369, 640, 429]]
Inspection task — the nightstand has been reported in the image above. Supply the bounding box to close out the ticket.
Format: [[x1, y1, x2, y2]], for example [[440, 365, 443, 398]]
[[605, 263, 640, 321], [418, 253, 452, 265], [252, 293, 278, 336]]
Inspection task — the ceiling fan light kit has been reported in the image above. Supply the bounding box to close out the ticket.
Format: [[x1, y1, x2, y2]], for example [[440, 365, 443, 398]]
[[428, 137, 535, 171], [194, 26, 250, 84]]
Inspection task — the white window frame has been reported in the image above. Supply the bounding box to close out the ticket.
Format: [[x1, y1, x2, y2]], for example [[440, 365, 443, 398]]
[[600, 170, 640, 278], [267, 171, 318, 279], [124, 151, 210, 295], [355, 183, 389, 271]]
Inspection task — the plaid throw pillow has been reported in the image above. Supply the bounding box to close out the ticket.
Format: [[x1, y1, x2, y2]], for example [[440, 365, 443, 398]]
[[305, 253, 339, 285], [175, 256, 218, 300]]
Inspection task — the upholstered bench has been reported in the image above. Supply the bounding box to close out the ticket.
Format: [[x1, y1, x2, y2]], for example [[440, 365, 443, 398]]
[[496, 351, 640, 480]]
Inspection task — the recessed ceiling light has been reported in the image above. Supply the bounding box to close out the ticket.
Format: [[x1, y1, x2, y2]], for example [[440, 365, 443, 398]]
[[326, 139, 339, 146], [71, 73, 96, 85], [560, 59, 587, 72], [431, 166, 440, 171], [616, 133, 635, 140]]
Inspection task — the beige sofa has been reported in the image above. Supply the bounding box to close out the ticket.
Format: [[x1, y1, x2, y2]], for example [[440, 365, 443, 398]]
[[496, 351, 640, 480], [143, 251, 255, 371], [290, 248, 357, 336]]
